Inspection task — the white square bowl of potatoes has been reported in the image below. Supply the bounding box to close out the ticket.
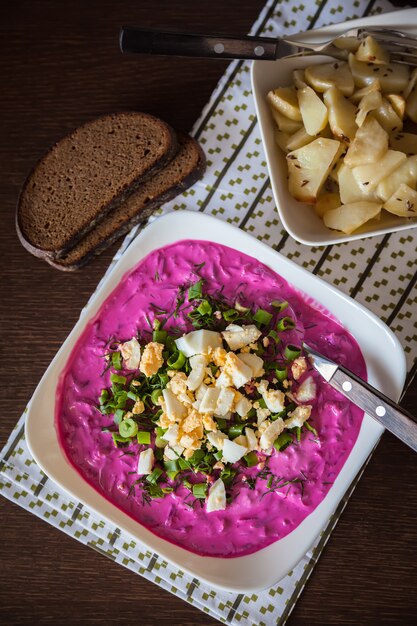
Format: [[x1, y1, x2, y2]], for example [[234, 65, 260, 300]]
[[251, 9, 417, 245]]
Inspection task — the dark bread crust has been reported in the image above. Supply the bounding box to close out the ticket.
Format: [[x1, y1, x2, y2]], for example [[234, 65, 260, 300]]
[[47, 135, 206, 271], [16, 112, 178, 258]]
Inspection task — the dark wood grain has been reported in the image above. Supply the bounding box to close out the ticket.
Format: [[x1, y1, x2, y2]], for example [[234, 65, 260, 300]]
[[0, 1, 416, 625]]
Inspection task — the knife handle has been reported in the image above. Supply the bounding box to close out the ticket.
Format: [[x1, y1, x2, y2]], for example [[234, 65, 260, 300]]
[[119, 27, 280, 60], [331, 368, 417, 453]]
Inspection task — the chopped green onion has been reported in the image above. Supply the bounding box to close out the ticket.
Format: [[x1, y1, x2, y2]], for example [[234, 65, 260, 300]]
[[243, 451, 259, 467], [197, 300, 212, 316], [253, 308, 273, 326], [178, 458, 190, 470], [271, 300, 288, 312], [275, 366, 288, 382], [304, 421, 318, 437], [146, 468, 163, 485], [119, 418, 138, 438], [137, 431, 151, 445], [209, 363, 219, 376], [189, 449, 205, 466], [99, 389, 109, 404], [247, 408, 257, 420], [113, 409, 125, 424], [167, 470, 180, 481], [258, 398, 267, 409], [151, 388, 163, 405], [276, 317, 296, 331], [153, 319, 161, 331], [161, 487, 174, 494], [223, 309, 239, 322], [215, 418, 228, 431], [127, 390, 138, 401], [268, 329, 279, 342], [155, 436, 167, 449], [167, 351, 186, 370], [284, 344, 301, 361], [220, 467, 236, 485], [214, 450, 223, 461], [274, 432, 293, 451], [188, 279, 203, 300], [235, 301, 250, 313], [158, 372, 169, 386], [165, 336, 176, 353], [110, 373, 127, 385], [156, 426, 167, 438], [192, 483, 208, 499], [164, 460, 179, 473], [111, 432, 130, 446], [111, 351, 122, 370], [228, 423, 246, 439], [153, 329, 167, 344], [183, 479, 193, 491], [296, 426, 301, 442]]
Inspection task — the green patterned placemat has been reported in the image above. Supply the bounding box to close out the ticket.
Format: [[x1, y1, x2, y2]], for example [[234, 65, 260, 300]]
[[1, 0, 416, 624]]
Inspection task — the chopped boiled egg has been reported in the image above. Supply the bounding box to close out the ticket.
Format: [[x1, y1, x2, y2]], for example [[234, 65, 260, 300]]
[[285, 405, 312, 429], [291, 357, 308, 380], [221, 324, 262, 350], [137, 448, 154, 474], [207, 431, 227, 450], [235, 395, 252, 418], [162, 389, 187, 421], [259, 418, 285, 450], [199, 387, 220, 414], [139, 342, 164, 377], [258, 380, 286, 413], [223, 352, 253, 388], [296, 376, 317, 402], [238, 352, 265, 378], [245, 427, 258, 451], [206, 478, 226, 513], [215, 387, 235, 416], [175, 329, 222, 357], [119, 337, 141, 370], [164, 444, 184, 460], [161, 423, 180, 444], [222, 439, 247, 463], [186, 354, 207, 391]]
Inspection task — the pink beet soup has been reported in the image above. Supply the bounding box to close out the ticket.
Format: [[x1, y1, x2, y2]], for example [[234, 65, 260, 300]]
[[56, 240, 366, 557]]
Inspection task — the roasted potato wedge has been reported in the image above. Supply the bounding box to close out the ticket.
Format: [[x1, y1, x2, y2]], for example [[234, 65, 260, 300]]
[[376, 156, 417, 202], [352, 150, 407, 192], [389, 132, 417, 156], [324, 86, 357, 141], [267, 87, 302, 121], [314, 192, 342, 217], [270, 107, 303, 134], [287, 138, 341, 203], [348, 53, 410, 93], [356, 91, 382, 127], [383, 183, 417, 216], [304, 61, 354, 96], [298, 85, 328, 135], [344, 117, 388, 167], [324, 201, 382, 234], [355, 35, 390, 65]]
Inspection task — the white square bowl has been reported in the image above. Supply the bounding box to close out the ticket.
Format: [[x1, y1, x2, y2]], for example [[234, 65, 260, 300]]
[[25, 211, 406, 592], [251, 8, 417, 246]]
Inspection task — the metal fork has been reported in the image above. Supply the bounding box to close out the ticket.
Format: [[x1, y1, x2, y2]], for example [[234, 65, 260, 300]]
[[120, 26, 417, 67]]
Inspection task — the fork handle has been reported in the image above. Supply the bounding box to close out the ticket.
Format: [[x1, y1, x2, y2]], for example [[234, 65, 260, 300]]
[[120, 27, 286, 60]]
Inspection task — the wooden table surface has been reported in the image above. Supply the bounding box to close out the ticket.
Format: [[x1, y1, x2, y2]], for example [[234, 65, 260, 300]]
[[1, 1, 416, 624]]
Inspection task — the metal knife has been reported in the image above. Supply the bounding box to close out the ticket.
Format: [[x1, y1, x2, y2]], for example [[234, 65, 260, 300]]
[[302, 342, 417, 453]]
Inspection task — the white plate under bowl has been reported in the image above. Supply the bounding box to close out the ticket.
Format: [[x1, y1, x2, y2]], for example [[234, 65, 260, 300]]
[[251, 8, 417, 246], [25, 211, 406, 592]]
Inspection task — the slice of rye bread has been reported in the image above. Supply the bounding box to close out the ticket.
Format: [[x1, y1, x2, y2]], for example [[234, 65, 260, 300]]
[[16, 112, 178, 259], [46, 133, 206, 271]]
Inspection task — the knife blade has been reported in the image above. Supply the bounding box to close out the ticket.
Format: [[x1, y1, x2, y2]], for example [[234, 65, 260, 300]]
[[302, 342, 417, 453]]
